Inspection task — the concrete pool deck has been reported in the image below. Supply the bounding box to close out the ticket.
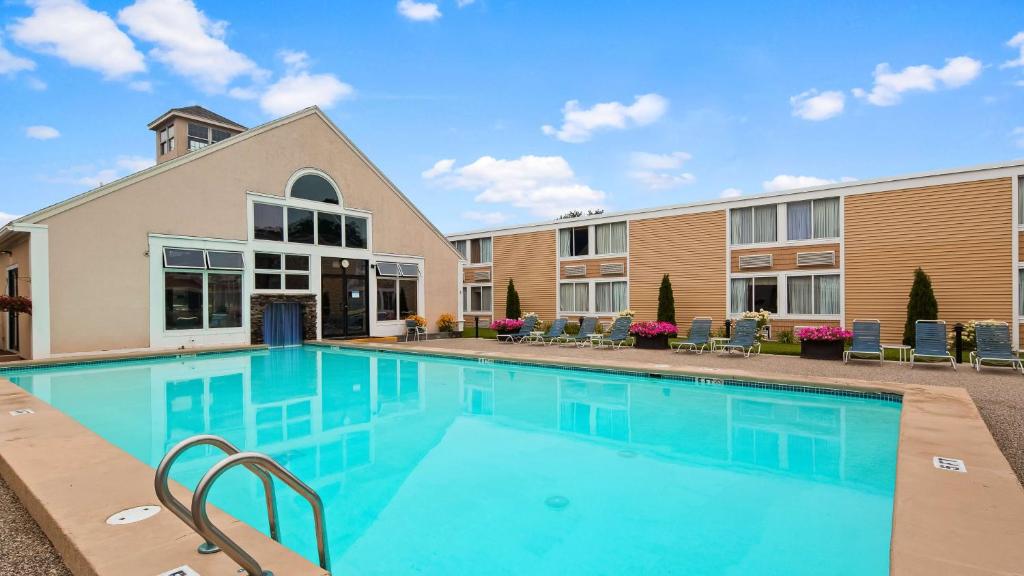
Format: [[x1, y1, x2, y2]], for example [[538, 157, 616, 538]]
[[0, 339, 1021, 575]]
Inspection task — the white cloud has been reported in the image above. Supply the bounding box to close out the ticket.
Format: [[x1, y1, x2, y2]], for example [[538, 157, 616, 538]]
[[278, 49, 309, 70], [0, 212, 22, 226], [25, 125, 59, 140], [423, 155, 606, 218], [0, 34, 34, 74], [118, 0, 261, 93], [542, 93, 669, 143], [115, 155, 155, 173], [1001, 32, 1024, 69], [43, 155, 154, 188], [397, 0, 442, 21], [9, 0, 145, 79], [720, 188, 743, 198], [628, 151, 695, 190], [259, 69, 354, 117], [457, 0, 476, 6], [461, 210, 507, 225], [128, 79, 152, 92], [762, 174, 856, 192], [422, 158, 455, 179], [852, 56, 982, 106], [790, 89, 845, 121], [1012, 127, 1024, 148]]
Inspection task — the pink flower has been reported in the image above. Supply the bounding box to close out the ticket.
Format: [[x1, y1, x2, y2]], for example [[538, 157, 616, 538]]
[[797, 326, 852, 342], [628, 321, 678, 338], [489, 318, 524, 331]]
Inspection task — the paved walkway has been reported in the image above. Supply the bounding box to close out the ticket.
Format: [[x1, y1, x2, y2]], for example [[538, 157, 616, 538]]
[[402, 337, 1024, 484]]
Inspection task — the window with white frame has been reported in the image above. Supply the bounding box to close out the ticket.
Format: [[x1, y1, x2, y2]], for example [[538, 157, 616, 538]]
[[1018, 176, 1024, 227], [787, 274, 840, 315], [787, 197, 840, 241], [452, 240, 468, 259], [1019, 269, 1024, 315], [254, 252, 310, 291], [559, 226, 590, 257], [458, 238, 491, 264], [187, 123, 231, 151], [252, 201, 368, 249], [162, 247, 243, 331], [559, 282, 590, 312], [463, 285, 492, 312], [159, 124, 175, 155], [730, 276, 778, 313], [730, 205, 777, 245], [595, 281, 627, 313], [377, 261, 419, 321], [595, 222, 627, 255]]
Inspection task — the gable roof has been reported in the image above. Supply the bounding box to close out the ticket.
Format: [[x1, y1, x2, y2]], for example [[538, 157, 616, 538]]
[[147, 105, 247, 131], [5, 107, 462, 260]]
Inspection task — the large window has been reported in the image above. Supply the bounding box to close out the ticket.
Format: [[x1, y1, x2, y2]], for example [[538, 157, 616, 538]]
[[595, 281, 627, 313], [559, 226, 590, 257], [290, 173, 340, 204], [464, 286, 492, 312], [346, 215, 368, 249], [159, 123, 175, 155], [559, 282, 589, 313], [787, 197, 840, 240], [595, 222, 627, 255], [730, 277, 778, 313], [287, 208, 315, 244], [254, 203, 284, 241], [452, 240, 467, 259], [252, 202, 369, 249], [187, 123, 231, 151], [787, 275, 840, 315], [254, 252, 310, 291], [377, 261, 419, 321], [163, 247, 243, 331], [730, 205, 777, 244], [318, 212, 342, 246]]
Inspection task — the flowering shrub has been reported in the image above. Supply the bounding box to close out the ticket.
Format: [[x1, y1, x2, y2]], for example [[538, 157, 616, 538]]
[[628, 321, 677, 338], [406, 315, 427, 327], [490, 318, 524, 332], [437, 313, 457, 333], [952, 320, 1001, 351], [0, 295, 31, 315], [618, 309, 636, 318], [797, 326, 852, 342], [741, 309, 771, 341]]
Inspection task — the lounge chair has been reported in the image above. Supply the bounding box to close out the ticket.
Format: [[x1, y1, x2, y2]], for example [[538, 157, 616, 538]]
[[970, 322, 1023, 373], [552, 317, 598, 347], [843, 319, 882, 364], [910, 320, 956, 370], [719, 318, 760, 357], [525, 318, 567, 345], [496, 316, 538, 343], [592, 316, 633, 349], [671, 317, 712, 354]]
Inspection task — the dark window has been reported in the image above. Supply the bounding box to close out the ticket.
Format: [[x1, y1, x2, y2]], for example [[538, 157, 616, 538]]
[[287, 208, 315, 244], [165, 272, 203, 330], [206, 251, 243, 270], [285, 255, 309, 271], [253, 204, 284, 241], [207, 274, 242, 328], [163, 248, 206, 269], [291, 174, 339, 204], [255, 273, 282, 290], [255, 252, 281, 270], [376, 262, 399, 276], [345, 216, 367, 249], [399, 279, 418, 318], [285, 274, 309, 290], [751, 277, 779, 313], [317, 212, 342, 246], [211, 128, 231, 143], [377, 278, 397, 321], [572, 227, 588, 256]]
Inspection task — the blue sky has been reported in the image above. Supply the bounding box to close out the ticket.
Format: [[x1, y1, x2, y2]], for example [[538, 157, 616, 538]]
[[1, 1, 1023, 233]]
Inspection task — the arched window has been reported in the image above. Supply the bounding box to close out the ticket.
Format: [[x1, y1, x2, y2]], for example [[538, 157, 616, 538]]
[[289, 171, 340, 205]]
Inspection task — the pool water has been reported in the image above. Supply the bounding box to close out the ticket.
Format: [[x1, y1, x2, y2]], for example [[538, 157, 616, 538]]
[[5, 346, 901, 575]]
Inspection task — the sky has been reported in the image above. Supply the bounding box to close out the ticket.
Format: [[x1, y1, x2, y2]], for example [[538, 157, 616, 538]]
[[1, 0, 1023, 234]]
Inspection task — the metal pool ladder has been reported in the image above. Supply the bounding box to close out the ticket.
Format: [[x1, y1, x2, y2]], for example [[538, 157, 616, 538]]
[[155, 434, 331, 576]]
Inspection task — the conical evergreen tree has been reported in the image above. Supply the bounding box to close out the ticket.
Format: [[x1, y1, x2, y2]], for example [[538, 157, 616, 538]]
[[903, 267, 938, 345], [505, 279, 522, 319], [657, 274, 676, 324]]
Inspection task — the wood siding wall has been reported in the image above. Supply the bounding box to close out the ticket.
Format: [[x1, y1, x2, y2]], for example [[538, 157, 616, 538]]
[[845, 177, 1013, 342], [629, 211, 727, 333], [492, 230, 557, 320], [731, 243, 840, 272], [559, 256, 628, 279]]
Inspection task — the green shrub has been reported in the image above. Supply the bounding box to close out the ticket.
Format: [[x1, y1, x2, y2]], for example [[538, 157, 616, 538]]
[[657, 274, 676, 325], [505, 279, 522, 319], [777, 329, 794, 344], [903, 267, 938, 346]]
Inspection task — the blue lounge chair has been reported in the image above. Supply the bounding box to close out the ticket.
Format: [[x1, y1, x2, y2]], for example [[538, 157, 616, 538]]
[[672, 317, 712, 354], [525, 318, 567, 345], [496, 316, 538, 343], [553, 317, 598, 347], [911, 320, 956, 370], [593, 316, 633, 349], [843, 319, 882, 364], [970, 322, 1023, 374], [719, 318, 760, 357]]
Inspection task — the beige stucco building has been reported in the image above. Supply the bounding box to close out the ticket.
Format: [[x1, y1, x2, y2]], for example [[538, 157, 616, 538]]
[[0, 106, 461, 359]]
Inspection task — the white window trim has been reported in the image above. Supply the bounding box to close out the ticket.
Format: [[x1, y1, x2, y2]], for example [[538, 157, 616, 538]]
[[556, 221, 630, 261], [557, 277, 629, 316], [463, 283, 493, 314], [253, 251, 313, 294], [371, 253, 426, 333], [728, 271, 842, 321], [285, 168, 345, 209], [247, 193, 373, 254]]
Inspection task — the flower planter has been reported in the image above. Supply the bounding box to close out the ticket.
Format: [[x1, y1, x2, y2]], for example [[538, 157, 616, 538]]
[[800, 339, 844, 360], [635, 335, 670, 350]]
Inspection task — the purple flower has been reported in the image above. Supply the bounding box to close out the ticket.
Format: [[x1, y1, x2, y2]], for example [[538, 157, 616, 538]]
[[628, 321, 678, 338], [797, 326, 852, 342], [490, 318, 525, 331]]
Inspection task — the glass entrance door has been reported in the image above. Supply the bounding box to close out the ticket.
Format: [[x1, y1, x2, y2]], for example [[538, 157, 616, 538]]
[[321, 258, 368, 338]]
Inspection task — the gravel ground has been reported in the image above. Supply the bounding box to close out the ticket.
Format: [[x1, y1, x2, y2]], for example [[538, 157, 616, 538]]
[[403, 337, 1024, 485], [0, 475, 70, 576]]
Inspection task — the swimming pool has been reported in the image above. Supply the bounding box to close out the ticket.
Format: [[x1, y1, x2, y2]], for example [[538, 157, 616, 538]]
[[4, 346, 901, 575]]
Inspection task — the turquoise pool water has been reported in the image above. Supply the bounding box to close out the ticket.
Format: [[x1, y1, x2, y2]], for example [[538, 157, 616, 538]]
[[5, 346, 901, 575]]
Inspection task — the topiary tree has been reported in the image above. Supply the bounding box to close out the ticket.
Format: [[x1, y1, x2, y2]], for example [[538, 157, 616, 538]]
[[657, 274, 676, 325], [505, 279, 522, 319], [903, 267, 938, 345]]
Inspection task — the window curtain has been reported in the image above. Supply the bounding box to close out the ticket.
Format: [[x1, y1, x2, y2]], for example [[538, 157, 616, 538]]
[[730, 208, 752, 244], [787, 276, 813, 315], [479, 238, 492, 263], [462, 287, 468, 312], [558, 229, 571, 257], [559, 283, 573, 312], [575, 284, 589, 312], [730, 278, 751, 313], [1020, 269, 1024, 315], [596, 222, 627, 254], [595, 282, 612, 312], [611, 281, 627, 312], [753, 205, 777, 243], [482, 286, 492, 311], [814, 275, 840, 314], [813, 197, 840, 238], [787, 201, 812, 241]]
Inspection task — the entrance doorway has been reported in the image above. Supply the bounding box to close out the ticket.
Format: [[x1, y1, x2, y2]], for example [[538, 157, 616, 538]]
[[6, 267, 18, 352], [321, 257, 368, 338]]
